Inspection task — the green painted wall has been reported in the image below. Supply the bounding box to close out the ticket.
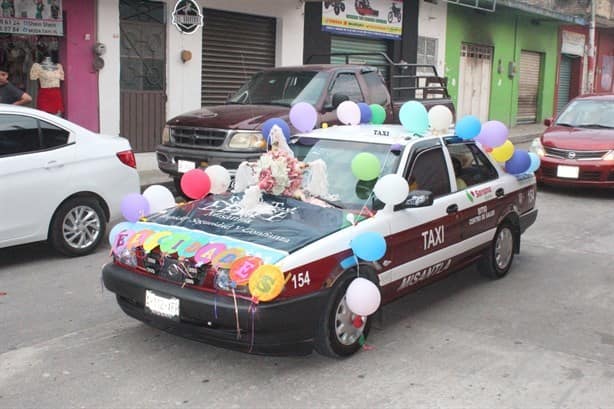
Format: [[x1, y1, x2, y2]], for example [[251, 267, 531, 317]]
[[445, 6, 561, 126]]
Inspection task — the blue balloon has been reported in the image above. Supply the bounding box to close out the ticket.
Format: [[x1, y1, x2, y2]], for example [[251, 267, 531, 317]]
[[527, 152, 541, 173], [357, 102, 372, 124], [456, 115, 482, 140], [350, 231, 387, 262], [399, 101, 429, 135], [261, 118, 291, 144], [505, 150, 532, 175], [108, 222, 134, 246]]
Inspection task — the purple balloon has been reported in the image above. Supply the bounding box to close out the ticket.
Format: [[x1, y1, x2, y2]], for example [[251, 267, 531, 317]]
[[358, 102, 372, 124], [505, 150, 532, 175], [121, 193, 150, 222], [476, 120, 509, 148], [289, 102, 318, 133], [261, 118, 291, 143]]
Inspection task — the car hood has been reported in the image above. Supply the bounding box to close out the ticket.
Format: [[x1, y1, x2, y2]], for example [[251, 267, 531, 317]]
[[542, 126, 614, 150], [143, 193, 354, 261], [167, 105, 292, 130]]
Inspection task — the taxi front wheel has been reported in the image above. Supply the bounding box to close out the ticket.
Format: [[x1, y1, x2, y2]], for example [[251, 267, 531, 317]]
[[314, 274, 372, 358], [478, 222, 516, 279]]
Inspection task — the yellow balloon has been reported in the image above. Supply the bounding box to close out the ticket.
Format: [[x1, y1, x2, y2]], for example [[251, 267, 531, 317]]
[[142, 231, 172, 253], [248, 264, 285, 302], [491, 140, 515, 162]]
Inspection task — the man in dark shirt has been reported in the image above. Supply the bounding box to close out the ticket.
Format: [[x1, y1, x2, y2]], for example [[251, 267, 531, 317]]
[[0, 67, 32, 105]]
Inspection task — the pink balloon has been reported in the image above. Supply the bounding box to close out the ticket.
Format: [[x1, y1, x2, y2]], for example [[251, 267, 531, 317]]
[[289, 102, 318, 133], [476, 120, 509, 148], [180, 169, 211, 199]]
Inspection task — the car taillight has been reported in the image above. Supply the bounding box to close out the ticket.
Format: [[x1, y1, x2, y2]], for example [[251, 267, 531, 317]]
[[117, 150, 137, 169]]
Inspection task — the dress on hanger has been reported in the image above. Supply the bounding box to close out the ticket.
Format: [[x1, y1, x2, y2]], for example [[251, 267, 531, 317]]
[[30, 61, 64, 114]]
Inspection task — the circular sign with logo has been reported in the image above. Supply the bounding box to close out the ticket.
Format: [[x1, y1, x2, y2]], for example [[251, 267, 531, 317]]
[[172, 0, 203, 34], [248, 264, 285, 302]]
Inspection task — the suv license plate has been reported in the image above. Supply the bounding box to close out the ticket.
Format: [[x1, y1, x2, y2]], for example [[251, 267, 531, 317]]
[[145, 290, 179, 320], [557, 165, 579, 179], [177, 160, 196, 173]]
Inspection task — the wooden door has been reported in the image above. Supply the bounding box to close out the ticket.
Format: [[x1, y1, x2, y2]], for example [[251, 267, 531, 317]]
[[458, 43, 492, 122]]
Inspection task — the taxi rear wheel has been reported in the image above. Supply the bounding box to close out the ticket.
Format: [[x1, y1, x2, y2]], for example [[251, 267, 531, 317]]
[[314, 274, 372, 358], [478, 222, 516, 279]]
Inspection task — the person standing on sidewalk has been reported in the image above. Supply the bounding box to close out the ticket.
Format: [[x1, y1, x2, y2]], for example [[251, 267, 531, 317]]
[[0, 66, 32, 106]]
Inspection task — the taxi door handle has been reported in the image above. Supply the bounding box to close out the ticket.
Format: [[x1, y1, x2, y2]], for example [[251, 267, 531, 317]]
[[446, 204, 458, 214], [44, 160, 64, 169], [496, 188, 505, 198]]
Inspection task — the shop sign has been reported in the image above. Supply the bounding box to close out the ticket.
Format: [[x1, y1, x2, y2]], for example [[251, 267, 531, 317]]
[[171, 0, 203, 35], [561, 31, 585, 57], [322, 0, 403, 40], [0, 0, 63, 36]]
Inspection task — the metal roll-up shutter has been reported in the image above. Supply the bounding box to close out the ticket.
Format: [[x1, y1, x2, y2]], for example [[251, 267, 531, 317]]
[[517, 51, 542, 124], [557, 55, 572, 114], [202, 9, 276, 106], [331, 35, 390, 82]]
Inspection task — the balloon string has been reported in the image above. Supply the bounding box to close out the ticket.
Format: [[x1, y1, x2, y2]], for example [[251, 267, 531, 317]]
[[354, 254, 360, 278], [248, 302, 256, 353], [214, 294, 218, 319], [232, 289, 241, 340]]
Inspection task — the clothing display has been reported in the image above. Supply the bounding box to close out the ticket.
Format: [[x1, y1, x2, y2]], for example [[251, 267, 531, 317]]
[[30, 60, 64, 114]]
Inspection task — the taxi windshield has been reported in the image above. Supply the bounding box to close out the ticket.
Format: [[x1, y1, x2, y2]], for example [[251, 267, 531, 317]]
[[292, 138, 401, 209]]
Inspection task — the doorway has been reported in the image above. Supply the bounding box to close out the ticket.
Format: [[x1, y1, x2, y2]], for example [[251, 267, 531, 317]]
[[119, 0, 166, 153], [458, 43, 493, 122]]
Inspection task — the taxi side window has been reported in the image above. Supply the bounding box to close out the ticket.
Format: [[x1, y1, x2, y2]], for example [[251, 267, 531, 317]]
[[447, 143, 498, 187], [407, 147, 451, 197]]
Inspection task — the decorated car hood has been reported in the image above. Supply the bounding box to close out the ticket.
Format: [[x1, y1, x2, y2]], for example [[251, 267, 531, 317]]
[[144, 193, 353, 257]]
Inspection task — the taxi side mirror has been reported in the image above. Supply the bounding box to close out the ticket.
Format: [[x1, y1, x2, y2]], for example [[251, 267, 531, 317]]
[[395, 190, 434, 210]]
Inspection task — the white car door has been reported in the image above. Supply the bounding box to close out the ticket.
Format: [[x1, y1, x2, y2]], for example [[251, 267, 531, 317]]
[[0, 113, 76, 247]]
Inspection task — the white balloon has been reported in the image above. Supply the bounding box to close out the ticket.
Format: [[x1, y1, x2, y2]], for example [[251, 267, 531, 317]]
[[373, 174, 409, 205], [337, 101, 361, 125], [428, 105, 453, 133], [205, 165, 231, 194], [142, 185, 176, 214], [345, 277, 381, 316]]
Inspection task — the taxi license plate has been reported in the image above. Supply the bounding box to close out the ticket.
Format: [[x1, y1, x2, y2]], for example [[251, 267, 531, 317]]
[[145, 290, 179, 320], [557, 165, 579, 179], [177, 159, 196, 173]]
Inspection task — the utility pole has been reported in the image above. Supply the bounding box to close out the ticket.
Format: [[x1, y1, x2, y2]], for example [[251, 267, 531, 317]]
[[587, 0, 596, 93]]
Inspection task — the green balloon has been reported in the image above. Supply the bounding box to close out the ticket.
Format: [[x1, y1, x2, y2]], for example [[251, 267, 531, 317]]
[[351, 152, 381, 181], [369, 104, 386, 125]]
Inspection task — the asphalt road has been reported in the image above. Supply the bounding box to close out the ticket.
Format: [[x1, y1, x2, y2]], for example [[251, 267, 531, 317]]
[[1, 175, 613, 408]]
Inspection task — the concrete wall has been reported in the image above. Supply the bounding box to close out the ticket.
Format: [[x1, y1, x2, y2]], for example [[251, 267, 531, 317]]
[[97, 0, 305, 136], [445, 5, 560, 126], [417, 0, 447, 76]]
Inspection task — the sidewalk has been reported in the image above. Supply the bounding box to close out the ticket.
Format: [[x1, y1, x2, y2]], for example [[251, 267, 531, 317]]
[[136, 122, 546, 189]]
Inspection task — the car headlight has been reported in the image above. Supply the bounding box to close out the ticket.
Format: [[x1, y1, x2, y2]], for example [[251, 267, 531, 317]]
[[603, 150, 614, 161], [162, 126, 171, 144], [228, 132, 266, 149], [531, 138, 545, 157]]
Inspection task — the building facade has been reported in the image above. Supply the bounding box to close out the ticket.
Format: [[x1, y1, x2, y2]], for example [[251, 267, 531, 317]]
[[0, 0, 98, 131]]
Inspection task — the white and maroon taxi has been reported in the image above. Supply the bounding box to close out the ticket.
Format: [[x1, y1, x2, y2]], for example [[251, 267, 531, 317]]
[[102, 125, 538, 357]]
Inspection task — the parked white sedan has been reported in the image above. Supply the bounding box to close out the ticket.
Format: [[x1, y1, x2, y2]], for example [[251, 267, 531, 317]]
[[0, 105, 140, 256]]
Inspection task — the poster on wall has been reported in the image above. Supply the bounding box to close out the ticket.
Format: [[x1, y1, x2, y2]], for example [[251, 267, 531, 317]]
[[0, 0, 63, 36], [322, 0, 403, 40]]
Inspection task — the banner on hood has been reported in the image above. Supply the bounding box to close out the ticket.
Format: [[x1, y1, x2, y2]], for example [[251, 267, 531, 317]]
[[146, 193, 350, 254], [0, 0, 63, 36]]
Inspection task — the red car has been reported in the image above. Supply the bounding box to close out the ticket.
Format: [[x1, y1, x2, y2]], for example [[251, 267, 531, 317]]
[[533, 94, 614, 187]]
